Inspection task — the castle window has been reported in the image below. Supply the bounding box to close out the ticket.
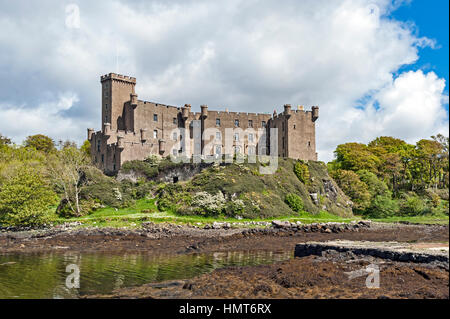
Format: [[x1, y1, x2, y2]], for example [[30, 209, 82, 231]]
[[261, 121, 266, 128], [173, 118, 177, 125], [308, 141, 311, 147], [249, 133, 254, 142], [215, 145, 221, 155], [105, 104, 108, 110], [293, 124, 296, 129], [248, 120, 253, 127], [216, 132, 221, 140], [248, 146, 256, 155], [153, 130, 158, 138], [234, 119, 239, 127], [173, 132, 177, 141], [101, 154, 104, 163], [97, 140, 100, 152], [153, 114, 158, 122], [216, 118, 220, 126], [105, 115, 108, 123], [234, 146, 241, 154], [234, 133, 239, 141]]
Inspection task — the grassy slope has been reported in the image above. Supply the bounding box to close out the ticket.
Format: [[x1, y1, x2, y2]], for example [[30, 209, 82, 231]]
[[57, 198, 448, 228], [56, 157, 448, 227], [175, 158, 353, 218]]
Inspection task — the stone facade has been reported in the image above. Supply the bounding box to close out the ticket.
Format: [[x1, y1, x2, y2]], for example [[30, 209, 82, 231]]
[[88, 73, 319, 174]]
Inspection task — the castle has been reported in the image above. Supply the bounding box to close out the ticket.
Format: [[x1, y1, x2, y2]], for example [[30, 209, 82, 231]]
[[88, 73, 319, 173]]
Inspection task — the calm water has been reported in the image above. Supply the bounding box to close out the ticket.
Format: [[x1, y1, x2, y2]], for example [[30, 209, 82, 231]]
[[0, 250, 292, 299]]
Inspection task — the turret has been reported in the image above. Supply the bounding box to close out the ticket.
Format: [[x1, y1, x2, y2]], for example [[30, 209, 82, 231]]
[[103, 123, 111, 137], [130, 93, 138, 108], [159, 139, 166, 154], [201, 105, 208, 118], [312, 106, 319, 122], [87, 128, 94, 140], [117, 135, 124, 150], [284, 104, 292, 118], [182, 104, 191, 120]]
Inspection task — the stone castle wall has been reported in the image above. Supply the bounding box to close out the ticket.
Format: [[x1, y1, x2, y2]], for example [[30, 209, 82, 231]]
[[88, 73, 319, 174]]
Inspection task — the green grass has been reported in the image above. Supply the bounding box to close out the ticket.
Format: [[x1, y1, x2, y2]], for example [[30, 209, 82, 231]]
[[370, 215, 449, 225], [54, 198, 448, 228], [55, 198, 359, 228]]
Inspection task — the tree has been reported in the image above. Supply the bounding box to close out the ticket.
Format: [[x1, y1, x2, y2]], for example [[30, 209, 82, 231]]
[[0, 134, 12, 146], [356, 170, 390, 198], [0, 165, 58, 226], [334, 143, 381, 173], [330, 169, 371, 212], [25, 134, 56, 153], [80, 140, 91, 157], [47, 146, 89, 216], [414, 139, 443, 189]]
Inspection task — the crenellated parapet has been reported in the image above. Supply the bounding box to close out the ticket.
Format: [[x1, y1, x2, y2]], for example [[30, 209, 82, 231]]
[[101, 73, 136, 84]]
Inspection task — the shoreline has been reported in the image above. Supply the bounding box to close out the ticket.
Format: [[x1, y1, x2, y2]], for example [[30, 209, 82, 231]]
[[1, 221, 448, 255]]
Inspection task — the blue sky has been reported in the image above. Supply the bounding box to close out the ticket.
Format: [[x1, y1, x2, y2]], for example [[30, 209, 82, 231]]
[[392, 0, 449, 103]]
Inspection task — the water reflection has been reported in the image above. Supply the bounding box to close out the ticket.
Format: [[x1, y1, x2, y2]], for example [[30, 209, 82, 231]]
[[0, 250, 292, 299]]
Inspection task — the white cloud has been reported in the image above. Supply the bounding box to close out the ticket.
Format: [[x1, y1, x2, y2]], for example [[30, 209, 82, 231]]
[[319, 70, 448, 161], [0, 0, 447, 160], [0, 93, 86, 145]]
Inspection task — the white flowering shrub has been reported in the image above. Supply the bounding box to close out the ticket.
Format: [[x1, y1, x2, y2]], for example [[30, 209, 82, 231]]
[[191, 191, 226, 215], [112, 187, 122, 201]]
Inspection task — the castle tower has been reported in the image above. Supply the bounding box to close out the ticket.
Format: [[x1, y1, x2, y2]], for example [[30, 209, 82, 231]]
[[100, 73, 136, 132]]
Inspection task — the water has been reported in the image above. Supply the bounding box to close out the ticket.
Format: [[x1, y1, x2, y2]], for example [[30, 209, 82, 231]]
[[0, 250, 292, 299]]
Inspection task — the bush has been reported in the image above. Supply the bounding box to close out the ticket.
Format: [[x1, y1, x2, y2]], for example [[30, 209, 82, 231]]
[[226, 198, 245, 216], [331, 169, 371, 211], [285, 193, 304, 213], [294, 161, 310, 184], [398, 195, 428, 216], [357, 170, 390, 198], [0, 166, 58, 226], [365, 195, 399, 218], [191, 191, 226, 216]]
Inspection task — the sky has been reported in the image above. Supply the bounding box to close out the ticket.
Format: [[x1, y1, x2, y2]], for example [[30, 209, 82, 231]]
[[0, 0, 448, 162]]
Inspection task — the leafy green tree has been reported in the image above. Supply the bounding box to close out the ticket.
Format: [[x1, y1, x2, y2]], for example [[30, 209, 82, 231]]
[[356, 170, 390, 198], [47, 146, 89, 216], [80, 140, 91, 157], [0, 134, 12, 146], [365, 195, 399, 218], [25, 134, 56, 153], [0, 165, 58, 226], [330, 169, 371, 211], [334, 143, 381, 173]]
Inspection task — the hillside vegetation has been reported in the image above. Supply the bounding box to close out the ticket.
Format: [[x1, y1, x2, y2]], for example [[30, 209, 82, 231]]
[[328, 135, 449, 219], [0, 132, 448, 227]]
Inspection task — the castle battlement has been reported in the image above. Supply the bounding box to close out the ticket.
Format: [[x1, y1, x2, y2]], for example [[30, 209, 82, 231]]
[[89, 73, 319, 173], [101, 72, 136, 84]]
